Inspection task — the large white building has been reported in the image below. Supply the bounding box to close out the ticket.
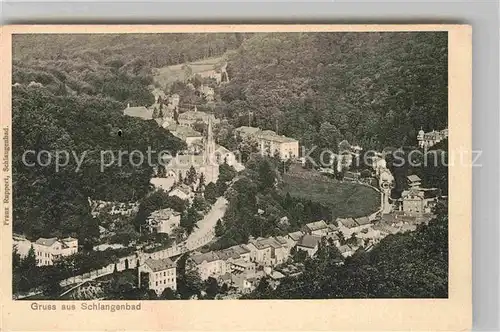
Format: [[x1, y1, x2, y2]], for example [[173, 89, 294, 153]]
[[235, 126, 299, 160], [141, 258, 177, 295], [33, 237, 78, 266]]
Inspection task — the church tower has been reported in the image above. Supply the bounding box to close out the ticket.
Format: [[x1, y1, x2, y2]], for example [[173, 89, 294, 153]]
[[204, 117, 216, 164], [202, 117, 219, 184]]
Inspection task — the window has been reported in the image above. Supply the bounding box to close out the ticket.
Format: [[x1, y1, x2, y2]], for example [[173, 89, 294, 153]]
[[156, 281, 158, 286], [163, 272, 166, 277]]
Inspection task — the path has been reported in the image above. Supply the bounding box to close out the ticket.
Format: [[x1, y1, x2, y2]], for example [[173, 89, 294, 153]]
[[186, 197, 228, 250]]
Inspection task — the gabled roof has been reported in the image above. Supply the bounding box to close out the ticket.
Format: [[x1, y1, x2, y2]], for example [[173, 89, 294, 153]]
[[190, 251, 220, 265], [354, 216, 371, 226], [288, 231, 304, 241], [297, 234, 322, 249], [304, 220, 328, 232], [337, 217, 357, 228], [407, 174, 421, 183], [338, 244, 353, 253], [35, 238, 59, 247], [145, 258, 175, 272]]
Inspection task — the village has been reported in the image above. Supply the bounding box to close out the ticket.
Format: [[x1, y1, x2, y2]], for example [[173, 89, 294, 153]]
[[12, 60, 448, 300]]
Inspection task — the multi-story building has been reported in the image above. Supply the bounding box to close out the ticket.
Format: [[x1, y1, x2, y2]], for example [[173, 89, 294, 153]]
[[302, 220, 330, 237], [235, 126, 299, 160], [417, 128, 448, 149], [33, 237, 78, 266], [189, 251, 225, 280], [400, 188, 437, 215], [246, 236, 289, 266], [296, 234, 322, 257], [147, 208, 181, 234], [141, 258, 177, 295]]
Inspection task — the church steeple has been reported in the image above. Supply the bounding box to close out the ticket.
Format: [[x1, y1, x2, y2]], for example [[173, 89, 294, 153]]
[[204, 117, 215, 164]]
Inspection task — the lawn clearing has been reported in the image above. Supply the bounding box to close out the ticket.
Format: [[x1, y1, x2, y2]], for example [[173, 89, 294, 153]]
[[282, 172, 380, 218]]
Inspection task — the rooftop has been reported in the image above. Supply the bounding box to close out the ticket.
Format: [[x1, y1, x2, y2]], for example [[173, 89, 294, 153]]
[[355, 216, 371, 226], [250, 237, 284, 250], [297, 234, 322, 249], [288, 231, 304, 241], [190, 251, 220, 265], [304, 220, 328, 232], [35, 237, 59, 247], [145, 258, 175, 272], [337, 217, 357, 228], [407, 174, 422, 183], [149, 208, 180, 220]]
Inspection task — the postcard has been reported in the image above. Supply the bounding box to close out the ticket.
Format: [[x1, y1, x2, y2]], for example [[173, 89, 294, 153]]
[[0, 24, 472, 331]]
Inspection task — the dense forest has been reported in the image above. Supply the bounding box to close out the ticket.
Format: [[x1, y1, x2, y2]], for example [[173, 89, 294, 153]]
[[216, 32, 448, 151], [243, 202, 448, 299]]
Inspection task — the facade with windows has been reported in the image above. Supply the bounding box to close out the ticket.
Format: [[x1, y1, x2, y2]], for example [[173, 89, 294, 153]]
[[141, 258, 177, 295], [33, 237, 78, 266]]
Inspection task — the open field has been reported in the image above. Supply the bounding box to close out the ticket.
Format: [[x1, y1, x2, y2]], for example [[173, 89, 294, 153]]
[[282, 167, 380, 218], [153, 56, 225, 89]]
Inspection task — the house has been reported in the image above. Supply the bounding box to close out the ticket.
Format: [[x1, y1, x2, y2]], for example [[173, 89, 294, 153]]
[[354, 216, 371, 227], [169, 185, 193, 201], [177, 109, 220, 128], [296, 234, 322, 257], [235, 126, 299, 160], [33, 237, 78, 266], [189, 251, 225, 280], [338, 244, 354, 258], [417, 128, 448, 149], [287, 231, 304, 249], [407, 175, 422, 188], [324, 232, 341, 247], [400, 188, 426, 215], [165, 124, 203, 148], [247, 236, 289, 266], [147, 208, 181, 234], [337, 217, 371, 237], [141, 258, 177, 295], [302, 220, 330, 236]]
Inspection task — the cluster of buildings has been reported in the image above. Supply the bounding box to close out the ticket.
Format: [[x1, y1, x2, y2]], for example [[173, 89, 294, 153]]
[[397, 175, 439, 215], [235, 126, 300, 160], [13, 234, 79, 267], [88, 199, 139, 218], [417, 128, 448, 149]]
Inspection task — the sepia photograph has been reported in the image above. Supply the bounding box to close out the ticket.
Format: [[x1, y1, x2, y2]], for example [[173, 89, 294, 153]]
[[1, 24, 471, 331]]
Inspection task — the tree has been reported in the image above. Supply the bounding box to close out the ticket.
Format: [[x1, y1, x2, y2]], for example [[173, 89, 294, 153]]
[[160, 287, 177, 300], [185, 166, 197, 185], [257, 159, 275, 191], [214, 219, 224, 237], [198, 172, 205, 191], [218, 162, 237, 184], [178, 171, 183, 184], [192, 194, 207, 212], [204, 182, 218, 204], [204, 277, 220, 299]]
